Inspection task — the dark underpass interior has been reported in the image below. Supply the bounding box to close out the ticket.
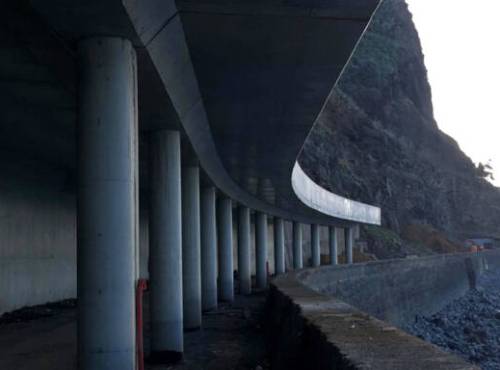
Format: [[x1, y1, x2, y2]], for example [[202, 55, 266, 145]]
[[0, 293, 268, 370]]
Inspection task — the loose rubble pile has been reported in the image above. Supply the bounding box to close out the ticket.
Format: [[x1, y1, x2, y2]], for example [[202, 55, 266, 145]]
[[406, 269, 500, 370]]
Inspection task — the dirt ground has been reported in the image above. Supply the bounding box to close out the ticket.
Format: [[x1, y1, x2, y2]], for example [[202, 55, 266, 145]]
[[0, 293, 268, 370]]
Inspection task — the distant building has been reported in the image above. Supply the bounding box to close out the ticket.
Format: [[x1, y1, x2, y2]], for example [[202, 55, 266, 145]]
[[465, 238, 497, 249]]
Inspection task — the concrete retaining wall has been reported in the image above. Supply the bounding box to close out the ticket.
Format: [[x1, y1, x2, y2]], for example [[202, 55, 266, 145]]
[[0, 161, 76, 315], [0, 160, 151, 315], [267, 272, 480, 370], [298, 251, 500, 327], [266, 252, 500, 370]]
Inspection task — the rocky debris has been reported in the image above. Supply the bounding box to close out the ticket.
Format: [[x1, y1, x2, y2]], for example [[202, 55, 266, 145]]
[[405, 270, 500, 370], [0, 299, 76, 325]]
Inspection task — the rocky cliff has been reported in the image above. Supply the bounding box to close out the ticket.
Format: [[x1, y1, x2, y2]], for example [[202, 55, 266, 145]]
[[299, 0, 500, 255]]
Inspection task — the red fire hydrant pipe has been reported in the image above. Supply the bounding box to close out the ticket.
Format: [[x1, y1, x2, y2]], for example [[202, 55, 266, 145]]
[[136, 279, 148, 370]]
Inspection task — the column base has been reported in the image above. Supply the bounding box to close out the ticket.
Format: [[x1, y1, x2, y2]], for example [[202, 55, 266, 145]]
[[148, 351, 183, 365]]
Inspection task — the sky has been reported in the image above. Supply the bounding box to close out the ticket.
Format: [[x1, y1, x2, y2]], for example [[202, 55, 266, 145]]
[[405, 0, 500, 186]]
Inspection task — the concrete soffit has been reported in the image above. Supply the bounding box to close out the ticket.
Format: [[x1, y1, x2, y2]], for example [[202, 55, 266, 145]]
[[123, 0, 382, 226]]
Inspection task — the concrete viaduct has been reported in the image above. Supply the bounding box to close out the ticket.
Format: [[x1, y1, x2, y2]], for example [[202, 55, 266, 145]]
[[0, 1, 382, 369]]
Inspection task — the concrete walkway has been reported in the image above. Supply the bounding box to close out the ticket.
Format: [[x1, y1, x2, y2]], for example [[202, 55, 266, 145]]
[[0, 294, 268, 370]]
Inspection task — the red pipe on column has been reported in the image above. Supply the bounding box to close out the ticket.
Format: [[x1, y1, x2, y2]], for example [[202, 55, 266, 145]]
[[136, 279, 148, 370]]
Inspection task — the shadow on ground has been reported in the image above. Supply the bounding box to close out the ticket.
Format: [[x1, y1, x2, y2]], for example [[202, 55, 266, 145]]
[[0, 293, 268, 370]]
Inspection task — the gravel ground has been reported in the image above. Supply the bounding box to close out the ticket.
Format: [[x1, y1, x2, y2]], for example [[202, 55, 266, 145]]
[[405, 269, 500, 370]]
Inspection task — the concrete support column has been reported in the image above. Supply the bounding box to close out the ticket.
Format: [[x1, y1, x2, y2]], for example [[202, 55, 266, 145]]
[[274, 217, 285, 275], [311, 224, 320, 267], [182, 166, 201, 330], [293, 221, 303, 269], [201, 187, 217, 311], [238, 206, 251, 295], [77, 37, 138, 370], [217, 197, 234, 302], [346, 227, 354, 264], [255, 212, 268, 289], [148, 129, 183, 363], [329, 226, 338, 265]]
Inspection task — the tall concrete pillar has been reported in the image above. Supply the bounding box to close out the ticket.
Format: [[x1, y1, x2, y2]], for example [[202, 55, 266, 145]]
[[217, 197, 234, 302], [329, 226, 338, 265], [293, 221, 303, 269], [201, 187, 217, 311], [148, 130, 183, 363], [255, 212, 268, 289], [311, 224, 320, 267], [346, 227, 354, 264], [274, 217, 285, 275], [77, 37, 138, 370], [238, 206, 251, 295], [182, 166, 201, 330]]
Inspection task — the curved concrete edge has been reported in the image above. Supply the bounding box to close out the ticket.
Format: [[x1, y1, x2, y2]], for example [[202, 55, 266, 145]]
[[266, 269, 479, 370], [292, 162, 381, 225], [123, 0, 382, 226], [123, 3, 346, 226]]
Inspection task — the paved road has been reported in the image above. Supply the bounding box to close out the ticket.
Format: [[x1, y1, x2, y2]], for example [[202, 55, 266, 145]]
[[0, 294, 267, 370]]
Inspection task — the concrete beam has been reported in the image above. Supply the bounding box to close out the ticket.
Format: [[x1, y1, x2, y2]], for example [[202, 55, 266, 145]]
[[292, 163, 381, 225], [77, 37, 138, 370]]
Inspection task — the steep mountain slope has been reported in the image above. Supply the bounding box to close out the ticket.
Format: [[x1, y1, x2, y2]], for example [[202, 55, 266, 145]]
[[299, 0, 500, 252]]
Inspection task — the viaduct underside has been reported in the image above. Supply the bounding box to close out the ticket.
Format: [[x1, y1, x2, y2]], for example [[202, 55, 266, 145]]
[[0, 1, 394, 369]]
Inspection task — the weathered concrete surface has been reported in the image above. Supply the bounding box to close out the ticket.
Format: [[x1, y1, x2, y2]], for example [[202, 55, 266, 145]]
[[77, 37, 139, 370], [267, 270, 480, 370], [0, 161, 76, 316], [298, 250, 500, 327]]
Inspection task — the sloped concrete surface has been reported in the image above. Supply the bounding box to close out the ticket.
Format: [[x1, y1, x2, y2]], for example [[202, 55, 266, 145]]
[[267, 262, 483, 369]]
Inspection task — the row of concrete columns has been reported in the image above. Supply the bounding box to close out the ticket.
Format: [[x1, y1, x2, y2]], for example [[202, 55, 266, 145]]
[[78, 37, 139, 370], [148, 162, 357, 364], [76, 36, 358, 370]]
